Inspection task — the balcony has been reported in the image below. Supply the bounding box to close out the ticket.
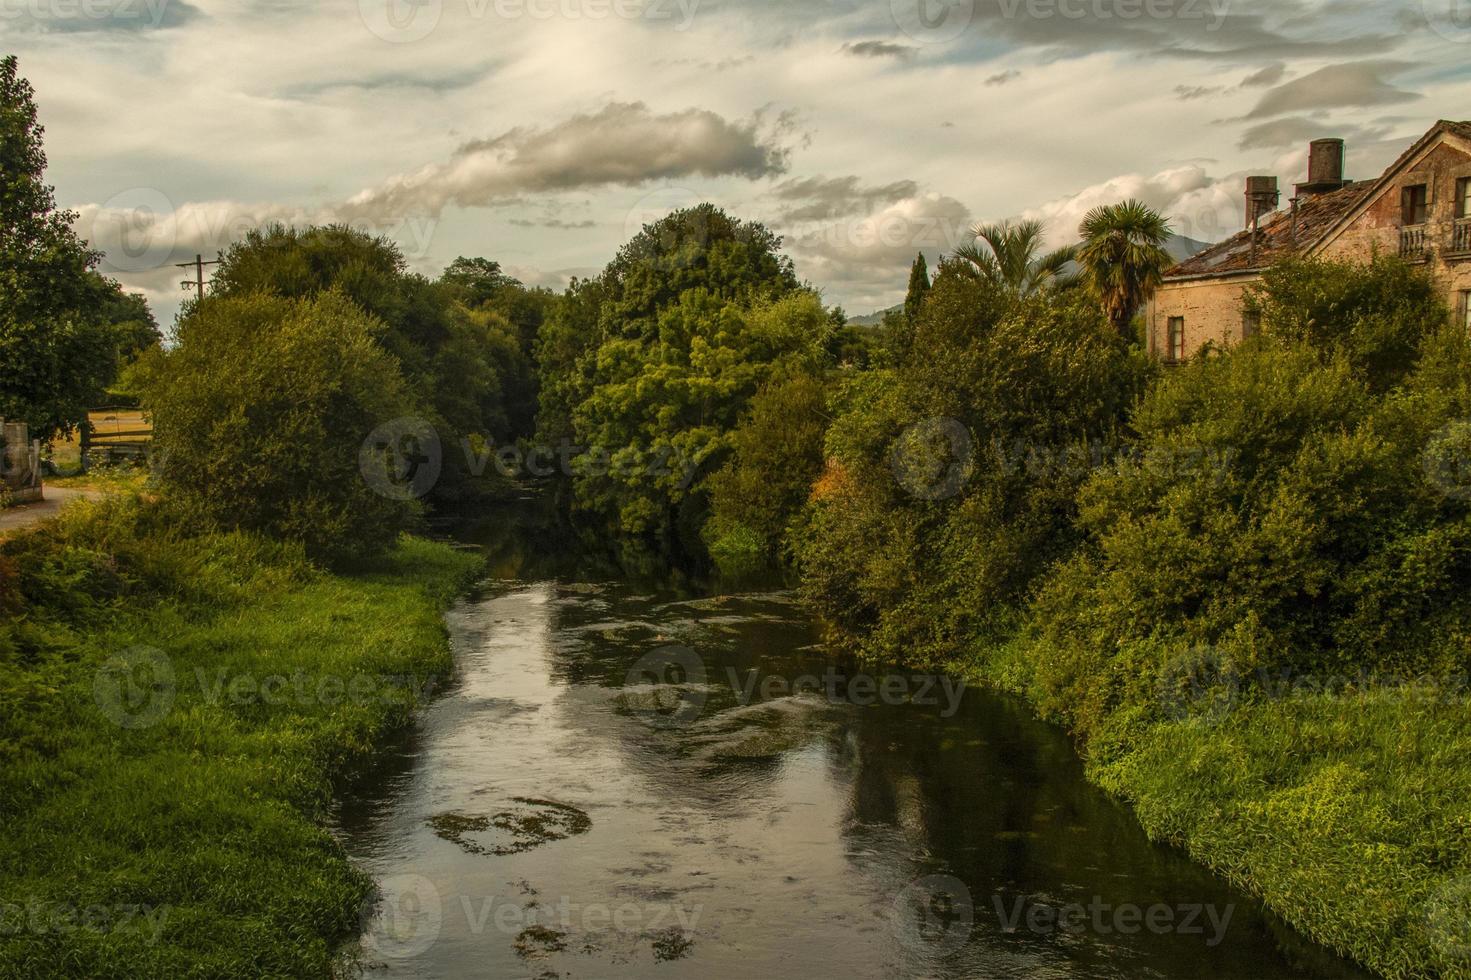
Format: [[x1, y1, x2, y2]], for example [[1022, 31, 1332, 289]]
[[1400, 225, 1428, 260], [1453, 219, 1471, 256]]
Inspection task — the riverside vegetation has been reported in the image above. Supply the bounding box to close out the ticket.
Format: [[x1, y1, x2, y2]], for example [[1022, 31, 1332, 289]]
[[2, 52, 1469, 978]]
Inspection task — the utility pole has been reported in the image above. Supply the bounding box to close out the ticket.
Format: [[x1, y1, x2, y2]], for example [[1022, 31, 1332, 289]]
[[176, 253, 222, 302]]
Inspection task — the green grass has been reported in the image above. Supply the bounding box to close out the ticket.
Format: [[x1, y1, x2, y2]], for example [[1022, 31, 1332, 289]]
[[1083, 693, 1471, 980], [0, 496, 481, 977]]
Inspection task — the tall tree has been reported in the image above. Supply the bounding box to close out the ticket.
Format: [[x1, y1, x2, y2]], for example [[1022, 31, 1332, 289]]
[[903, 252, 930, 321], [1077, 199, 1174, 337], [953, 219, 1077, 299], [0, 56, 116, 440]]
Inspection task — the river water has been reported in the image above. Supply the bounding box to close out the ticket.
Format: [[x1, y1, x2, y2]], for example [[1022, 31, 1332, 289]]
[[336, 513, 1368, 979]]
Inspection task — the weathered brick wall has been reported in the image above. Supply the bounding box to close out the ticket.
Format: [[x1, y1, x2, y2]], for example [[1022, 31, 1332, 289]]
[[1146, 276, 1259, 360]]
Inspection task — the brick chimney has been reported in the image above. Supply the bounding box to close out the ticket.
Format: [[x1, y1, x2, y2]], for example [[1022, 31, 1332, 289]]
[[1295, 138, 1349, 196], [1245, 176, 1280, 229]]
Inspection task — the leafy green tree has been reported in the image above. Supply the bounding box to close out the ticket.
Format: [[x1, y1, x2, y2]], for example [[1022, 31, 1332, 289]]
[[1077, 199, 1173, 337], [143, 292, 419, 565], [207, 226, 536, 503], [703, 373, 828, 576], [0, 56, 119, 440], [903, 252, 930, 321], [535, 205, 812, 552], [793, 265, 1150, 665], [953, 219, 1077, 299], [439, 256, 517, 307]]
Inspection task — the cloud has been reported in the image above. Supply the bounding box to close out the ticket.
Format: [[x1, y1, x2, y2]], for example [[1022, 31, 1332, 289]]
[[840, 41, 917, 60], [985, 70, 1022, 87], [1244, 60, 1419, 119], [339, 102, 797, 223], [509, 217, 597, 230], [1176, 85, 1222, 100], [1236, 116, 1393, 151], [769, 175, 920, 222], [2, 0, 201, 32], [1240, 63, 1288, 87], [1020, 166, 1244, 245], [783, 193, 973, 307]]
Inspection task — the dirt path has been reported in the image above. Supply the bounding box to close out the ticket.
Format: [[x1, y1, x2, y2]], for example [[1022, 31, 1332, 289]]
[[0, 487, 105, 536]]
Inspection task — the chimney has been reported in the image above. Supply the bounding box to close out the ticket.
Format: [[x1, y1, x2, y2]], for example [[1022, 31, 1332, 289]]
[[1245, 176, 1280, 229], [1295, 138, 1349, 196]]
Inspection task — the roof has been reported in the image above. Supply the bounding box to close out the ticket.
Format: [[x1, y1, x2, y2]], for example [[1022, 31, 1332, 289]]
[[1165, 182, 1370, 278], [1165, 119, 1471, 281]]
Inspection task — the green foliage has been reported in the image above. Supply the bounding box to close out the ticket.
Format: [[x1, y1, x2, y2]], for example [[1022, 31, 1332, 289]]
[[952, 219, 1078, 298], [0, 497, 479, 977], [1077, 199, 1174, 336], [793, 266, 1151, 665], [142, 292, 419, 565], [536, 205, 820, 551], [1248, 253, 1447, 389], [0, 56, 146, 441], [703, 373, 828, 576], [903, 252, 930, 322], [1023, 257, 1468, 739]]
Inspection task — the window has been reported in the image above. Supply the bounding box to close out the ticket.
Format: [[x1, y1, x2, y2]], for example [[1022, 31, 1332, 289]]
[[1241, 308, 1261, 341], [1458, 178, 1471, 220], [1402, 183, 1428, 225], [1461, 291, 1471, 333], [1167, 317, 1185, 362]]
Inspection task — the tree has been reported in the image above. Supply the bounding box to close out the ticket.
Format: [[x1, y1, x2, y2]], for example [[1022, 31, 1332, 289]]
[[535, 205, 811, 552], [0, 56, 118, 440], [143, 292, 419, 565], [953, 219, 1077, 299], [1077, 199, 1174, 337], [903, 252, 930, 321], [439, 256, 517, 307]]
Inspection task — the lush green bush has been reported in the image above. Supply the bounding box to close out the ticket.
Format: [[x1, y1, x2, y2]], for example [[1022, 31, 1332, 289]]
[[1023, 257, 1469, 737], [143, 291, 420, 565], [793, 265, 1152, 665]]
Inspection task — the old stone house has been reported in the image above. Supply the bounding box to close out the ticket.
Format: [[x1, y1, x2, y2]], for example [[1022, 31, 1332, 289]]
[[1146, 120, 1471, 361]]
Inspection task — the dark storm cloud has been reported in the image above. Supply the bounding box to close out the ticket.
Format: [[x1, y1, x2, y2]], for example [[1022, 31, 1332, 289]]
[[840, 40, 918, 59]]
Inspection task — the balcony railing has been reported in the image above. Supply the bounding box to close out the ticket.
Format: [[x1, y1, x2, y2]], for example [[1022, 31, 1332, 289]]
[[1453, 219, 1471, 255], [1401, 225, 1428, 259]]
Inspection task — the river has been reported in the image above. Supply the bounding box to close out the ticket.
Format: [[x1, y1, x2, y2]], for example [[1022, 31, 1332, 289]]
[[335, 509, 1368, 979]]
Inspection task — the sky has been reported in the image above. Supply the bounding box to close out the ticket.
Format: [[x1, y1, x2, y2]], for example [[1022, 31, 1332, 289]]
[[6, 0, 1471, 326]]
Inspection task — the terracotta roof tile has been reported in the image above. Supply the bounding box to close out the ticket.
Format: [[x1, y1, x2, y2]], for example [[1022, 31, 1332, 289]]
[[1166, 120, 1471, 280], [1165, 182, 1371, 278]]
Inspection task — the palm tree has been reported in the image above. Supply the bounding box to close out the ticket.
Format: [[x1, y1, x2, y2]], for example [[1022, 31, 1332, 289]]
[[1077, 200, 1174, 336], [953, 219, 1078, 298]]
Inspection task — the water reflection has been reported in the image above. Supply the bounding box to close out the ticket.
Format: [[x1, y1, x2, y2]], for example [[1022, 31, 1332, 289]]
[[336, 514, 1367, 979]]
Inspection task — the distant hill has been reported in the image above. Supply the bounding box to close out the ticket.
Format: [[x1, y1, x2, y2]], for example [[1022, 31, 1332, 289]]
[[846, 235, 1213, 328]]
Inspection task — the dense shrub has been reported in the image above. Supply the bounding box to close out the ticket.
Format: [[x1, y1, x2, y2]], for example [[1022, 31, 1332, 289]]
[[792, 266, 1152, 664], [1024, 257, 1469, 737], [143, 291, 420, 565]]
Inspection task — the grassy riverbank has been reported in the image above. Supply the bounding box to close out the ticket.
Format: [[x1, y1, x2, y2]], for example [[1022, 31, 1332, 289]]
[[964, 639, 1471, 980], [0, 495, 481, 977]]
